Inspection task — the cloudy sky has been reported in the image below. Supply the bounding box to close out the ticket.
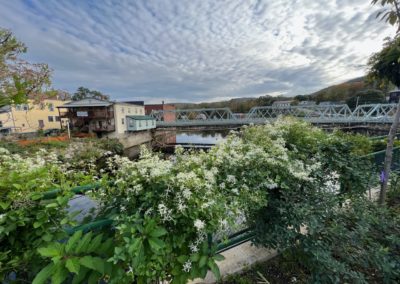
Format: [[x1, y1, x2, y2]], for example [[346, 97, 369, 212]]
[[0, 0, 395, 103]]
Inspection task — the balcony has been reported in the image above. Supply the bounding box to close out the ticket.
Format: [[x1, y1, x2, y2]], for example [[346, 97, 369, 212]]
[[91, 125, 115, 132]]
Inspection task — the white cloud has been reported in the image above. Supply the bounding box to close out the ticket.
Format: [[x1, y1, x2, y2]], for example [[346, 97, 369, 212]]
[[0, 0, 395, 103]]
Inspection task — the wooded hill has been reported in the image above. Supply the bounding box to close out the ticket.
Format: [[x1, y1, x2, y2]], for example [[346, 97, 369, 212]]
[[176, 77, 390, 112]]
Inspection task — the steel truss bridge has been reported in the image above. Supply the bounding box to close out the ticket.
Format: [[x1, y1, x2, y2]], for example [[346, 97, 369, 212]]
[[150, 104, 400, 127]]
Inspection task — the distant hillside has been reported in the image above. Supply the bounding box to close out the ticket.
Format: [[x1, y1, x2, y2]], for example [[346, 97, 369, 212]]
[[307, 77, 367, 103], [176, 77, 389, 112]]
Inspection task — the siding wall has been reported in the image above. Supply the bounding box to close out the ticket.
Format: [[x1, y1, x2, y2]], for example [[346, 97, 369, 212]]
[[0, 99, 69, 133], [113, 103, 145, 134]]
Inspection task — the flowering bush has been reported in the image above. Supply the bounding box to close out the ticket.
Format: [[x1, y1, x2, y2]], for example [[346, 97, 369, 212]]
[[0, 148, 74, 280], [1, 118, 379, 283]]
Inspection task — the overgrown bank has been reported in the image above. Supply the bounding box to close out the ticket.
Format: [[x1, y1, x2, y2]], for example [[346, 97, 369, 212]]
[[1, 118, 399, 283]]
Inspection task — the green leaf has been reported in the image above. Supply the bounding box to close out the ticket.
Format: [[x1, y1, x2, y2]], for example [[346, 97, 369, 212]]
[[87, 233, 103, 253], [148, 237, 165, 251], [0, 201, 11, 210], [177, 255, 187, 264], [66, 230, 83, 253], [45, 202, 58, 208], [66, 258, 80, 274], [79, 256, 105, 274], [31, 192, 43, 200], [199, 256, 208, 267], [208, 260, 221, 280], [149, 227, 167, 238], [37, 243, 62, 258], [33, 221, 42, 228], [213, 254, 225, 262], [51, 264, 69, 284], [88, 271, 102, 284], [133, 242, 145, 267], [72, 267, 90, 284], [75, 231, 93, 254], [190, 253, 200, 262], [32, 263, 55, 284]]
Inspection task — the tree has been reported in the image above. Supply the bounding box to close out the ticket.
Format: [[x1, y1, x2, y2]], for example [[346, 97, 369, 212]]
[[368, 37, 400, 204], [372, 0, 400, 33], [0, 28, 52, 106], [72, 86, 109, 101], [345, 90, 386, 109]]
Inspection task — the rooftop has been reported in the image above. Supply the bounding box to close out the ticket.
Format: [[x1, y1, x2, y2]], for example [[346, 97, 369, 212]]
[[58, 98, 113, 108]]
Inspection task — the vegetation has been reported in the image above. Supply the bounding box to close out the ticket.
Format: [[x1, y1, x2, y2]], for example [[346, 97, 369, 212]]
[[176, 77, 389, 112], [0, 27, 53, 106], [3, 118, 397, 283], [72, 87, 110, 101]]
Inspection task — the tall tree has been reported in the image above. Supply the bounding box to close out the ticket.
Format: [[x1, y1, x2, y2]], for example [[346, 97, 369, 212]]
[[0, 28, 52, 106], [72, 86, 109, 101], [368, 39, 400, 203]]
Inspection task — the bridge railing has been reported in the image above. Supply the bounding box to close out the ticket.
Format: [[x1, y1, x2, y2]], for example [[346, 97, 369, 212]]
[[150, 103, 400, 126]]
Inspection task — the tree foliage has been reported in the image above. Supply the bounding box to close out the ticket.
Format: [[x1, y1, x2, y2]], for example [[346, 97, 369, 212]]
[[72, 87, 109, 101], [368, 36, 400, 88], [0, 28, 53, 106], [372, 0, 400, 33], [345, 89, 386, 109]]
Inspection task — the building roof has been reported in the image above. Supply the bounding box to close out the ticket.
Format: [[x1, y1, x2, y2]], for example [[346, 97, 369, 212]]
[[58, 98, 113, 108], [126, 115, 155, 120], [272, 100, 293, 105]]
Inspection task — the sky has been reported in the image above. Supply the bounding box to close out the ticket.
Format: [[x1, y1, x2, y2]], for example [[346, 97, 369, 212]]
[[0, 0, 395, 103]]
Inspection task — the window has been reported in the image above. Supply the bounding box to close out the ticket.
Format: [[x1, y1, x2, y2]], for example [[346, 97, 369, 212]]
[[22, 123, 25, 127], [121, 118, 124, 125], [55, 116, 60, 122], [38, 120, 44, 128], [48, 116, 54, 122], [48, 103, 54, 111], [0, 121, 2, 127], [15, 104, 28, 111], [135, 108, 138, 114]]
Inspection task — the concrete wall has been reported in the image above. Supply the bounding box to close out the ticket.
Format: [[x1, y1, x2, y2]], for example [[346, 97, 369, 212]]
[[0, 99, 68, 133], [113, 103, 145, 134]]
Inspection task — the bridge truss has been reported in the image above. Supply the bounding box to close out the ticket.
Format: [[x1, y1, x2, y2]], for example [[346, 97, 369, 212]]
[[150, 103, 400, 127]]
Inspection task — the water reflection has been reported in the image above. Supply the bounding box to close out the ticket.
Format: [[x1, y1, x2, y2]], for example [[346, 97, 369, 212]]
[[176, 132, 227, 145]]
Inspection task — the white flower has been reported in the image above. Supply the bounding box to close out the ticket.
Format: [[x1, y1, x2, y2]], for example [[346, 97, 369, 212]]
[[194, 219, 205, 231], [189, 243, 199, 253], [227, 175, 236, 184], [182, 260, 192, 272]]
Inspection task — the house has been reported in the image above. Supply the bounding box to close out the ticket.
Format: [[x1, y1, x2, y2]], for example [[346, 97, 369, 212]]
[[0, 99, 69, 134], [388, 89, 400, 103], [58, 98, 145, 136], [126, 115, 156, 131], [145, 103, 176, 122], [298, 101, 316, 106], [272, 100, 293, 108]]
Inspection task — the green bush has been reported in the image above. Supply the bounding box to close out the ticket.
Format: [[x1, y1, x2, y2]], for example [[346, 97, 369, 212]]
[[285, 198, 400, 283]]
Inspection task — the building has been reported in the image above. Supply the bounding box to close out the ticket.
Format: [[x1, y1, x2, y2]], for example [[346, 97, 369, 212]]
[[272, 100, 293, 108], [298, 101, 316, 106], [58, 98, 145, 136], [388, 90, 400, 103], [0, 99, 68, 134], [126, 115, 156, 131], [145, 103, 176, 122]]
